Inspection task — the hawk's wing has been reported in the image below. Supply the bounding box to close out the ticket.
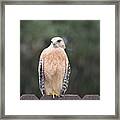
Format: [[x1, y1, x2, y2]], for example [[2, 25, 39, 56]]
[[61, 63, 71, 95], [38, 59, 45, 96]]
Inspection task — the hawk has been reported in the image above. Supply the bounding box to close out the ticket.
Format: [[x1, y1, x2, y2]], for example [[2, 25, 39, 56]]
[[38, 37, 71, 98]]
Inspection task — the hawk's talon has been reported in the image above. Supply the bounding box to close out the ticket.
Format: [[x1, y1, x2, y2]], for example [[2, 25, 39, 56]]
[[50, 90, 59, 99]]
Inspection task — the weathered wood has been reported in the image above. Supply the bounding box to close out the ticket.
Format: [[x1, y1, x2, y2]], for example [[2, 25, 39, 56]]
[[83, 95, 100, 100], [40, 94, 81, 100], [20, 94, 39, 100], [20, 94, 100, 100]]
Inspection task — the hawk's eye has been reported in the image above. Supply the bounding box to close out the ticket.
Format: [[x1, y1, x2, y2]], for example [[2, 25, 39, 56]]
[[57, 40, 61, 43]]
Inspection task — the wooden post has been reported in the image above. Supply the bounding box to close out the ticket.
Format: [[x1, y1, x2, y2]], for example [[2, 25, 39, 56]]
[[40, 94, 81, 100], [20, 94, 39, 100]]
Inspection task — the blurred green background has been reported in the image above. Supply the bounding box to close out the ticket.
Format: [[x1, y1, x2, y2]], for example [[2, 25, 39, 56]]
[[20, 20, 100, 99]]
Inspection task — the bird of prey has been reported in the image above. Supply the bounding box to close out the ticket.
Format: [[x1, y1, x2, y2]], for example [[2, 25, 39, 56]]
[[38, 37, 71, 98]]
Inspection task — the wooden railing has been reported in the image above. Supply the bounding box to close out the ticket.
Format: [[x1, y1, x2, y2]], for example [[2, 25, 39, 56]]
[[20, 94, 100, 100]]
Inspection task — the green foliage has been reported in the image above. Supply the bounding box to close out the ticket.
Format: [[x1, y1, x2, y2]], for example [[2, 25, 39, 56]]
[[20, 20, 100, 98]]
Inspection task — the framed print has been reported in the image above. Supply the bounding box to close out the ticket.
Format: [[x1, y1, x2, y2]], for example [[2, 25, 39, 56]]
[[0, 0, 119, 119]]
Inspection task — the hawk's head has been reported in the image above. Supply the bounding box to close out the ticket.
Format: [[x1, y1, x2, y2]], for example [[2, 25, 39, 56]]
[[51, 37, 66, 49]]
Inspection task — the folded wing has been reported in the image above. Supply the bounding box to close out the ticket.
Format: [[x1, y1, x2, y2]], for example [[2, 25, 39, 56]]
[[38, 59, 45, 96], [61, 63, 71, 95]]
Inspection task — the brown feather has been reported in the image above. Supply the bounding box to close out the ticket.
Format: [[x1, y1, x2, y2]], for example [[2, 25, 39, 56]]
[[40, 47, 68, 96]]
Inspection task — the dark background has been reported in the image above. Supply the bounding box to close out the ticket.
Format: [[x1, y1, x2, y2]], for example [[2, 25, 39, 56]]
[[20, 20, 100, 99]]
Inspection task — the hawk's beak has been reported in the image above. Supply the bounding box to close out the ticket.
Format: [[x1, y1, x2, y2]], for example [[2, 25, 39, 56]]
[[62, 45, 66, 49]]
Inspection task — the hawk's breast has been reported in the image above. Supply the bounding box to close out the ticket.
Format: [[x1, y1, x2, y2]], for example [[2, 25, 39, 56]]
[[42, 48, 66, 80]]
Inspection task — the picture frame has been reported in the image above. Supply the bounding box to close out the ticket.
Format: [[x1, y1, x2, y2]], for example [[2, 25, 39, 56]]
[[0, 0, 119, 119]]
